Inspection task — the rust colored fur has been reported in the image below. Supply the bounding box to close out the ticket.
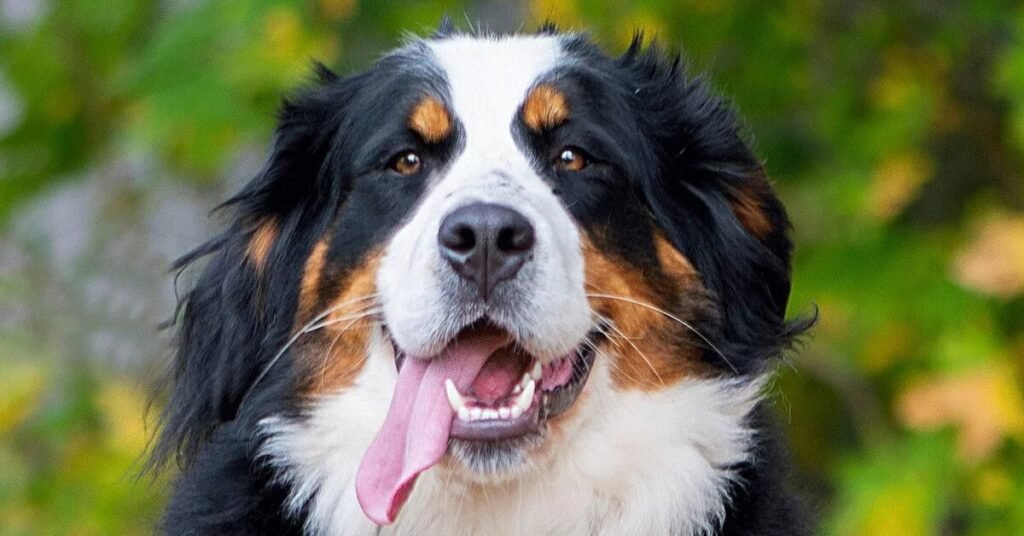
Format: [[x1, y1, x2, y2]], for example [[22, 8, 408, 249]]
[[522, 84, 569, 132], [582, 234, 708, 391], [246, 219, 278, 271], [409, 96, 453, 142], [296, 252, 381, 395]]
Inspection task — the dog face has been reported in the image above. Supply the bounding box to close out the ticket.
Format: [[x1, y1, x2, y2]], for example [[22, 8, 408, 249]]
[[158, 28, 806, 534]]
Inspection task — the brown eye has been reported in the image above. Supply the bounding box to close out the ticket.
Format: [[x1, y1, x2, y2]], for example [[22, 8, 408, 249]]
[[555, 148, 588, 171], [392, 151, 422, 175]]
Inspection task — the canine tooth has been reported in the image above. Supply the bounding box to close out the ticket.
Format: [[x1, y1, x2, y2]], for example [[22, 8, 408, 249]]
[[510, 405, 523, 419], [531, 361, 543, 381], [444, 379, 465, 411], [512, 384, 522, 394], [482, 409, 499, 420], [516, 379, 535, 412], [458, 407, 470, 421], [470, 407, 482, 420], [498, 407, 511, 419]]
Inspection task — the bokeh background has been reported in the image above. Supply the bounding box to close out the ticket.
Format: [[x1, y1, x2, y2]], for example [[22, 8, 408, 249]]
[[2, 0, 1023, 534]]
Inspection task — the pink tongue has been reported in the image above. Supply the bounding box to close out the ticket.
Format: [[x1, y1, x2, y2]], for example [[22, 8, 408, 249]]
[[355, 331, 506, 525]]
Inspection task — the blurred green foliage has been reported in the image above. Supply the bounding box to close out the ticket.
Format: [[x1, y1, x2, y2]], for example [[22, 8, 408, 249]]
[[2, 1, 1023, 534]]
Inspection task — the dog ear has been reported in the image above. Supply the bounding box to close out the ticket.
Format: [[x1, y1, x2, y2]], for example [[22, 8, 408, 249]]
[[150, 69, 347, 471], [621, 40, 812, 373]]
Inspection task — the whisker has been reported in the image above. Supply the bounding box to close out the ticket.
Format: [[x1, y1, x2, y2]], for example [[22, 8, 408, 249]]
[[588, 342, 646, 389], [586, 293, 737, 374], [306, 307, 383, 333], [318, 325, 349, 392], [294, 294, 380, 336], [589, 312, 665, 386], [316, 316, 381, 392], [239, 295, 381, 408], [589, 318, 627, 353]]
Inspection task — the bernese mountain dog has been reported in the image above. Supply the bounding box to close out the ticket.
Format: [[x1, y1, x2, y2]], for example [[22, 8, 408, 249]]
[[152, 23, 813, 535]]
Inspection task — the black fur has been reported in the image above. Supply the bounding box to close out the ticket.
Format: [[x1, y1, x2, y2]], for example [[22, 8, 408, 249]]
[[152, 26, 812, 535]]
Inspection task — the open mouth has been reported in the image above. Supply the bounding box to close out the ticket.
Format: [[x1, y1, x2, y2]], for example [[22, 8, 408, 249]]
[[356, 320, 600, 525], [417, 324, 598, 442]]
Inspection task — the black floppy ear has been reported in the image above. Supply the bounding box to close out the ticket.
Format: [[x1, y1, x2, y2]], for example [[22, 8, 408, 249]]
[[621, 40, 811, 374], [150, 67, 345, 471]]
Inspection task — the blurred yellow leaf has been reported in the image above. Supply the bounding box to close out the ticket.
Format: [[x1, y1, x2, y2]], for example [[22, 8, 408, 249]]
[[898, 366, 1024, 461], [0, 361, 47, 433], [96, 382, 151, 455], [869, 47, 947, 111], [263, 7, 303, 64], [611, 8, 668, 49], [530, 0, 583, 28], [815, 296, 853, 339], [953, 215, 1024, 298], [866, 152, 932, 222], [860, 322, 917, 372], [258, 7, 338, 82], [857, 484, 929, 536], [971, 467, 1013, 506]]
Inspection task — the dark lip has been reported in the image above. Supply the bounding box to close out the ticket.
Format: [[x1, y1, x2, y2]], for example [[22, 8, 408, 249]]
[[386, 324, 604, 443], [540, 331, 600, 419], [450, 407, 541, 440]]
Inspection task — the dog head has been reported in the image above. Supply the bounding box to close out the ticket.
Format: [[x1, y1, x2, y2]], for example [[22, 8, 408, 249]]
[[156, 26, 808, 532]]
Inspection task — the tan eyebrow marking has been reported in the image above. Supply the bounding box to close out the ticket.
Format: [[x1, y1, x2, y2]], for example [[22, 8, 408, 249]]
[[408, 96, 453, 143], [522, 84, 569, 132]]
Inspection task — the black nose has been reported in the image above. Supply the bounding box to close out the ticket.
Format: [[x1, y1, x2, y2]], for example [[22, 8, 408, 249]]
[[438, 203, 536, 300]]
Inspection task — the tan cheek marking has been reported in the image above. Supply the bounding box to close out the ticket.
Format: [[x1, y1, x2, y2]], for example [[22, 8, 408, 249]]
[[733, 183, 770, 239], [583, 236, 702, 391], [408, 96, 452, 143], [298, 253, 381, 395], [297, 239, 329, 321], [522, 84, 569, 132], [246, 218, 278, 271], [653, 232, 696, 278]]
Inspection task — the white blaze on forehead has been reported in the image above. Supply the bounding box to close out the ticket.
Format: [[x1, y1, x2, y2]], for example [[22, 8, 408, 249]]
[[424, 34, 579, 263], [378, 34, 589, 361], [428, 35, 562, 158]]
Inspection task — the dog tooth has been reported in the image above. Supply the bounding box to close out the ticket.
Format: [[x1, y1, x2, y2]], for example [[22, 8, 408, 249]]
[[498, 407, 511, 419], [458, 406, 470, 421], [510, 405, 523, 419], [516, 379, 535, 412], [512, 384, 522, 394], [470, 407, 482, 420], [482, 409, 499, 420], [531, 361, 543, 381], [444, 379, 465, 411]]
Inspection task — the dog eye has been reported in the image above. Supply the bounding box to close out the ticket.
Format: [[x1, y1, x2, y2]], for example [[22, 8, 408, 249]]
[[554, 147, 588, 172], [391, 151, 422, 175]]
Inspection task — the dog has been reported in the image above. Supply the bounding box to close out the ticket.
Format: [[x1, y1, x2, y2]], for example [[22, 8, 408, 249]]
[[152, 23, 813, 535]]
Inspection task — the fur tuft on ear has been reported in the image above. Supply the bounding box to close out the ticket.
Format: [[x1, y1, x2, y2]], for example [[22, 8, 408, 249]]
[[616, 39, 814, 374]]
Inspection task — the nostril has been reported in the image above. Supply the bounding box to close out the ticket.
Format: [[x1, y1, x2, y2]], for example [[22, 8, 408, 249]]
[[496, 224, 534, 253], [442, 223, 476, 254]]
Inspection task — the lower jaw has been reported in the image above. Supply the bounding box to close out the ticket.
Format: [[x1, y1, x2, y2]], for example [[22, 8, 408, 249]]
[[446, 431, 547, 477]]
